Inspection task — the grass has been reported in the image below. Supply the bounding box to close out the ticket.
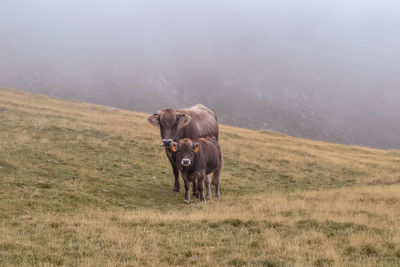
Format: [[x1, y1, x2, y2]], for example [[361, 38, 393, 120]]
[[0, 87, 400, 266]]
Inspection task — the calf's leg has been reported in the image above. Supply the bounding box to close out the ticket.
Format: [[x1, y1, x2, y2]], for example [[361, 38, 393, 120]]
[[184, 180, 190, 203], [192, 179, 199, 198], [212, 166, 221, 198], [205, 175, 212, 200], [198, 176, 206, 201]]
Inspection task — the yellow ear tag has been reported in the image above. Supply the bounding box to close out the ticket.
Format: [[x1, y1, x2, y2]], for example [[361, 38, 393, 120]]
[[193, 146, 199, 153], [171, 146, 177, 152]]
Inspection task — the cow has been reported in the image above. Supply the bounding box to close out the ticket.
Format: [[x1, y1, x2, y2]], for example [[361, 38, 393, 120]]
[[171, 137, 223, 203], [146, 104, 219, 194]]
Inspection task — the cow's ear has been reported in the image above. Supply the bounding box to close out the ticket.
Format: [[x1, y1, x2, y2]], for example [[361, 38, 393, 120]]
[[146, 113, 160, 127], [177, 114, 191, 128], [193, 143, 199, 153], [171, 142, 178, 152]]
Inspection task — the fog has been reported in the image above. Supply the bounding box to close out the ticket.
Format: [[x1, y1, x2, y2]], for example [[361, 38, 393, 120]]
[[1, 0, 400, 149]]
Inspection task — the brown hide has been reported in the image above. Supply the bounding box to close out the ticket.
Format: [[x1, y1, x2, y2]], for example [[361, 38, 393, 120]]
[[175, 137, 222, 178], [146, 104, 219, 194], [174, 137, 223, 203], [179, 104, 219, 141], [147, 104, 219, 142]]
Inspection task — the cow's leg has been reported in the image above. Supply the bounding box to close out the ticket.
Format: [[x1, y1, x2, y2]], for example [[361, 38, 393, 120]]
[[172, 164, 180, 192], [205, 175, 212, 200], [184, 180, 190, 203], [166, 150, 180, 192], [212, 166, 221, 198], [192, 179, 199, 198], [198, 176, 206, 202]]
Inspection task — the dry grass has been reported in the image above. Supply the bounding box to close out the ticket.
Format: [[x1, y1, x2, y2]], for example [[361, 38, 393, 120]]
[[1, 88, 400, 266]]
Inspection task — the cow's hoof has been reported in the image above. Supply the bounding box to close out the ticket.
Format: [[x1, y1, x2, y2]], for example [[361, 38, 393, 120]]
[[173, 188, 180, 193], [193, 192, 199, 198], [184, 199, 190, 204]]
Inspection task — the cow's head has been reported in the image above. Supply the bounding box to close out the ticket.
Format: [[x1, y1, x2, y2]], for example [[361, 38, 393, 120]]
[[146, 109, 192, 147], [171, 138, 199, 167]]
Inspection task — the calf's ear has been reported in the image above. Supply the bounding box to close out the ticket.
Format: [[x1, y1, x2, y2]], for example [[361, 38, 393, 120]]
[[171, 142, 178, 152], [146, 113, 160, 127], [193, 143, 199, 153], [177, 114, 192, 128]]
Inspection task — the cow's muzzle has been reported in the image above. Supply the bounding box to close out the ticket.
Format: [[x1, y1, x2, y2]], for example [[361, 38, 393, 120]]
[[181, 159, 191, 166], [162, 139, 173, 147]]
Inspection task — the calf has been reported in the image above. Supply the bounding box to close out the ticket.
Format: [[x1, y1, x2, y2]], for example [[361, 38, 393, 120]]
[[146, 104, 219, 194], [171, 137, 223, 203]]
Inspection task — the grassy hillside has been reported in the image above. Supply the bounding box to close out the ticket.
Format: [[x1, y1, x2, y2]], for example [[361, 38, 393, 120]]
[[1, 88, 400, 266]]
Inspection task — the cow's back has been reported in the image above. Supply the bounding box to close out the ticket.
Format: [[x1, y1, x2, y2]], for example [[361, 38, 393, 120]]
[[180, 104, 219, 141]]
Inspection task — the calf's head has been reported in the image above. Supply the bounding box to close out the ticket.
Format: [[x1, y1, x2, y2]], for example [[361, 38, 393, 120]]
[[146, 109, 192, 147], [171, 138, 199, 167]]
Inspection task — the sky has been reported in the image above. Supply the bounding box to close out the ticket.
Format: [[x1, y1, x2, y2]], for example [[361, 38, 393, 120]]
[[1, 0, 399, 148]]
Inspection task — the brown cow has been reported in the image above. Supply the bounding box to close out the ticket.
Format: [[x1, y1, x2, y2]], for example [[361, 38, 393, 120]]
[[171, 137, 223, 203], [146, 104, 219, 193]]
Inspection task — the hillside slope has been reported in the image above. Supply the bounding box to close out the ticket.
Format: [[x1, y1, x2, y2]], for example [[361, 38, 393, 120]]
[[1, 88, 400, 266]]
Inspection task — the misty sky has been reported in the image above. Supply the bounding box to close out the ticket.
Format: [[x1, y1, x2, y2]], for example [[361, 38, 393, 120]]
[[1, 1, 400, 148]]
